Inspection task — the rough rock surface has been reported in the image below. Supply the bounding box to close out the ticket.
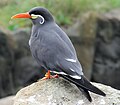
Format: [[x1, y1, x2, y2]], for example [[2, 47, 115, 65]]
[[0, 95, 14, 105], [14, 78, 120, 105], [92, 9, 120, 89], [13, 28, 31, 58], [14, 56, 45, 87], [0, 29, 15, 98]]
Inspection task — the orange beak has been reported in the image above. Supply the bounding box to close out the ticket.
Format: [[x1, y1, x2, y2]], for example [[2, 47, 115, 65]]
[[11, 12, 31, 19]]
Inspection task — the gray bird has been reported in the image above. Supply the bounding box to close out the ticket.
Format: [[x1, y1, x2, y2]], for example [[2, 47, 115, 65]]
[[11, 7, 106, 102]]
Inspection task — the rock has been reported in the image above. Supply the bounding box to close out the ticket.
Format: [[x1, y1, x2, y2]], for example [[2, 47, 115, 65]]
[[0, 95, 14, 105], [14, 56, 45, 88], [75, 12, 98, 79], [13, 28, 31, 59], [0, 29, 15, 98], [13, 78, 120, 105], [92, 9, 120, 89]]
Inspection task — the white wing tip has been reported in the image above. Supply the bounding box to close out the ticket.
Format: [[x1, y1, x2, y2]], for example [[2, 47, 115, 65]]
[[66, 58, 76, 63], [50, 71, 67, 75], [70, 75, 81, 79], [50, 70, 81, 79]]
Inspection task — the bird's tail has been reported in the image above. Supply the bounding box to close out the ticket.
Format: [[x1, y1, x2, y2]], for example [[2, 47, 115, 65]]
[[77, 85, 92, 102], [60, 75, 106, 102]]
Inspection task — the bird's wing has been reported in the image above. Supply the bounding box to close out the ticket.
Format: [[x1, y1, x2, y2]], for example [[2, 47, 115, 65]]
[[54, 24, 77, 56], [36, 29, 83, 79]]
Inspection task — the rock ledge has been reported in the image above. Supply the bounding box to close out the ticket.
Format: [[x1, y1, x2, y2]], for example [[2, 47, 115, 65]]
[[14, 78, 120, 105]]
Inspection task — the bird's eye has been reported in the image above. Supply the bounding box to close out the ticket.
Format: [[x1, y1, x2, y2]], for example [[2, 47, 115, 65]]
[[31, 14, 45, 24]]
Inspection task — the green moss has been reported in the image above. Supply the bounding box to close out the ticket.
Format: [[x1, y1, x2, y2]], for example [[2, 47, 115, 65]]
[[0, 0, 120, 30]]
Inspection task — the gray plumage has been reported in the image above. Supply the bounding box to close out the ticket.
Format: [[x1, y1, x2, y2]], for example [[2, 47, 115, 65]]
[[28, 7, 106, 102], [30, 22, 83, 77]]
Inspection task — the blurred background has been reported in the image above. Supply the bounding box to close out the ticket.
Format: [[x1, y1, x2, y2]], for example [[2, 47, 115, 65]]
[[0, 0, 120, 100]]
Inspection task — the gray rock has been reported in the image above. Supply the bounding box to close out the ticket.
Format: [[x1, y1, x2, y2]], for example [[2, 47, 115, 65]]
[[14, 56, 45, 88], [92, 9, 120, 89], [0, 95, 14, 105], [0, 29, 15, 98], [13, 28, 31, 58], [13, 78, 120, 105]]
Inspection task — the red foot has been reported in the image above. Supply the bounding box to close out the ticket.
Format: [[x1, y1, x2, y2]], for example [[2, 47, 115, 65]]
[[41, 70, 59, 80], [52, 74, 59, 78]]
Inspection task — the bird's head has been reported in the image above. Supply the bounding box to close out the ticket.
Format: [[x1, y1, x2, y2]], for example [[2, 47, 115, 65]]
[[11, 7, 54, 25]]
